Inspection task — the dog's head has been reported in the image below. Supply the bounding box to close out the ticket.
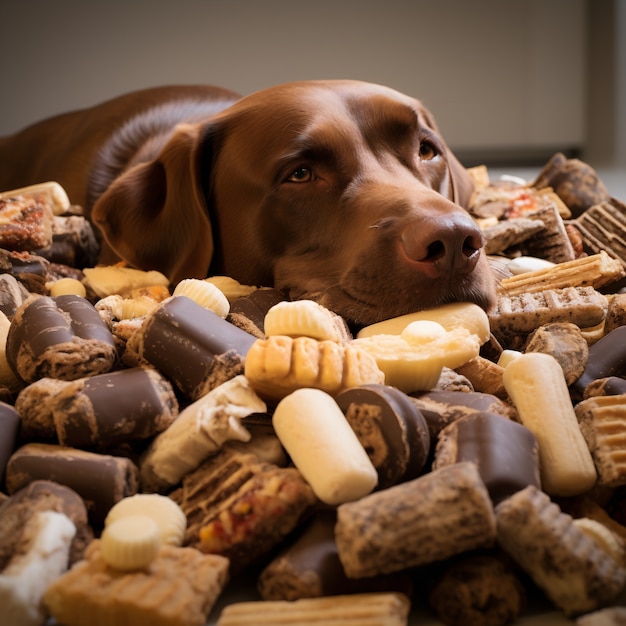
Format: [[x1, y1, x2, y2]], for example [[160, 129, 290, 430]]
[[92, 80, 495, 326]]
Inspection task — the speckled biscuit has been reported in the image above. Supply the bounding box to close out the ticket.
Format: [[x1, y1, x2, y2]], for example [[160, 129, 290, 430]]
[[523, 322, 589, 385], [482, 217, 545, 255], [489, 286, 608, 343], [495, 485, 626, 616], [335, 462, 496, 578]]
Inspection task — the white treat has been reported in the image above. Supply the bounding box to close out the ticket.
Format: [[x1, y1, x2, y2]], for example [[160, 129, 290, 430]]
[[0, 510, 76, 626], [140, 375, 266, 491], [273, 388, 378, 505], [503, 352, 597, 496], [507, 256, 556, 275]]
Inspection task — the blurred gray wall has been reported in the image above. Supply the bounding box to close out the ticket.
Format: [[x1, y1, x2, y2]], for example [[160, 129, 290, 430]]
[[0, 0, 622, 167]]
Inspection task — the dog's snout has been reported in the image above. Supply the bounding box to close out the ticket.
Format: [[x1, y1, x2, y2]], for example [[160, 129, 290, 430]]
[[400, 213, 484, 278]]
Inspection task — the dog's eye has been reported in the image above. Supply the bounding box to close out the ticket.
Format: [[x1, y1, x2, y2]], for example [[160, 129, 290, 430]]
[[286, 167, 314, 183], [418, 141, 438, 161]]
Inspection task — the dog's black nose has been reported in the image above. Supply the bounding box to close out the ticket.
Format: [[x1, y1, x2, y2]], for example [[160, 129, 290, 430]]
[[400, 213, 484, 277]]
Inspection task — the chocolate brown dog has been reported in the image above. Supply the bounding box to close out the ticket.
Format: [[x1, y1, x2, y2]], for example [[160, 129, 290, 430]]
[[0, 80, 495, 325]]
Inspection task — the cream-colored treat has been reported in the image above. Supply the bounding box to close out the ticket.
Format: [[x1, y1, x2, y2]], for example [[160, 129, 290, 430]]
[[507, 256, 555, 275], [576, 395, 626, 487], [503, 352, 596, 496], [48, 278, 87, 298], [43, 540, 229, 626], [335, 462, 496, 578], [353, 324, 480, 393], [264, 299, 351, 343], [357, 301, 491, 344], [576, 607, 626, 625], [499, 251, 625, 296], [244, 335, 384, 401], [273, 388, 378, 505], [0, 181, 71, 215], [0, 510, 76, 626], [573, 518, 625, 565], [101, 515, 161, 571], [216, 592, 410, 626], [105, 494, 187, 547], [82, 266, 169, 298], [495, 485, 626, 616], [172, 279, 230, 318], [140, 375, 265, 492], [205, 275, 257, 301]]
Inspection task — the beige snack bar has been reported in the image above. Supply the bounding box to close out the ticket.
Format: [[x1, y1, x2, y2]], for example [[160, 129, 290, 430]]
[[216, 592, 410, 626], [499, 250, 624, 296], [503, 352, 596, 496]]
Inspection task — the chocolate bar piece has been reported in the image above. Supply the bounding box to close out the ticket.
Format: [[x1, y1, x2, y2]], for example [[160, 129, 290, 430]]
[[5, 443, 139, 525], [128, 296, 257, 400], [0, 401, 20, 485], [227, 287, 287, 337], [50, 367, 179, 450], [6, 294, 117, 383]]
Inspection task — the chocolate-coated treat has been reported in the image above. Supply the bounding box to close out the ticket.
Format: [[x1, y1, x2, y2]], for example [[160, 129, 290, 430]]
[[6, 294, 117, 384], [428, 552, 526, 626], [336, 384, 430, 489], [434, 412, 541, 504], [584, 376, 626, 399], [0, 248, 50, 278], [259, 510, 407, 600], [34, 215, 99, 268], [50, 367, 178, 450], [227, 287, 287, 337], [0, 479, 92, 568], [410, 389, 518, 440], [258, 508, 412, 601], [0, 402, 20, 486], [572, 326, 626, 398], [15, 378, 70, 439], [0, 273, 29, 319], [128, 296, 257, 400], [5, 443, 138, 525]]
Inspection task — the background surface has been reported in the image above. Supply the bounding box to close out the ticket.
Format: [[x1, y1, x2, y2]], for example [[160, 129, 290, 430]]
[[0, 0, 624, 181]]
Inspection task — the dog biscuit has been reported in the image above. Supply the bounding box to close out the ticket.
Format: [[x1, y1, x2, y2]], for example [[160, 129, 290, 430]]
[[0, 181, 71, 215], [499, 250, 624, 296], [172, 278, 230, 318], [82, 265, 169, 299], [495, 485, 626, 615], [503, 352, 597, 496], [244, 335, 383, 401], [264, 299, 351, 342]]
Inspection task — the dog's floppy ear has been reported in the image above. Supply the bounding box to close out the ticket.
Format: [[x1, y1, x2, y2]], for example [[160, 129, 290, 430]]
[[91, 123, 213, 283], [446, 150, 475, 209]]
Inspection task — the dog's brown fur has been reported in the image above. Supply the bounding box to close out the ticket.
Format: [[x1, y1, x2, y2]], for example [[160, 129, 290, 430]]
[[0, 80, 495, 325]]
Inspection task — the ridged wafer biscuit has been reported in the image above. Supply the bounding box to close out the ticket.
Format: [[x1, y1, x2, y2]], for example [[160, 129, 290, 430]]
[[216, 592, 410, 625], [244, 335, 383, 401], [574, 198, 626, 268], [499, 251, 624, 296], [489, 286, 608, 339], [495, 485, 626, 615], [43, 540, 229, 626], [576, 395, 626, 487]]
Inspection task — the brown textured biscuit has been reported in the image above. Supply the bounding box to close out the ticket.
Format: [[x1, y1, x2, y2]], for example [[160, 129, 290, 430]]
[[482, 217, 545, 255], [428, 553, 526, 626], [495, 485, 626, 615], [523, 322, 589, 385]]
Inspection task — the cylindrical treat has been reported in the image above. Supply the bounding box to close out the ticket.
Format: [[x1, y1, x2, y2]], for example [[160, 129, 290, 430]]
[[6, 294, 117, 383], [273, 388, 378, 505], [502, 352, 597, 496], [258, 509, 412, 601], [50, 367, 179, 450], [0, 401, 20, 485], [5, 443, 139, 525], [15, 378, 70, 439], [335, 462, 497, 578], [227, 287, 286, 337], [572, 326, 626, 398], [335, 384, 430, 489], [127, 295, 257, 399], [433, 412, 541, 504]]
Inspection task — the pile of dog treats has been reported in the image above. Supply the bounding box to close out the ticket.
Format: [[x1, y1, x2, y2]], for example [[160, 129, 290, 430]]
[[2, 152, 626, 626]]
